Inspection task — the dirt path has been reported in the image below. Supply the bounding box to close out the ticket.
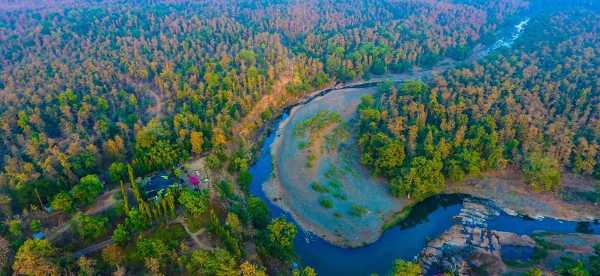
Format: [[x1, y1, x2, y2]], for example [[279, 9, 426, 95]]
[[47, 188, 120, 242], [174, 216, 212, 251], [73, 239, 113, 259]]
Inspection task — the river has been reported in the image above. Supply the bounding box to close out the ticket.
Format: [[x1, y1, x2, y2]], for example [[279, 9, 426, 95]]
[[248, 12, 599, 276]]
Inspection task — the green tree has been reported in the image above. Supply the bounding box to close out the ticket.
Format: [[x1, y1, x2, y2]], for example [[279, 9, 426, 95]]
[[374, 140, 405, 177], [238, 170, 252, 192], [124, 209, 149, 232], [112, 224, 129, 246], [29, 219, 41, 233], [392, 156, 444, 200], [12, 239, 59, 276], [248, 197, 269, 228], [526, 267, 542, 276], [135, 238, 169, 262], [183, 248, 237, 275], [178, 189, 209, 218], [71, 214, 108, 242], [108, 162, 127, 184], [293, 267, 317, 276], [50, 192, 74, 213], [523, 154, 561, 192], [71, 175, 104, 206], [266, 218, 297, 261], [77, 256, 96, 276], [399, 80, 427, 95], [391, 259, 422, 276]]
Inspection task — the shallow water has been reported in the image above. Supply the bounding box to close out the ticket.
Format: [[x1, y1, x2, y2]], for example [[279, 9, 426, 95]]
[[249, 119, 599, 275], [247, 14, 600, 276]]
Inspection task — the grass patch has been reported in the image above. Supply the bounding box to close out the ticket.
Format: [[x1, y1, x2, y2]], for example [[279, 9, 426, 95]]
[[324, 124, 350, 152], [332, 191, 347, 200], [383, 203, 415, 230], [298, 140, 308, 150], [306, 153, 316, 168], [349, 204, 368, 217], [294, 110, 341, 138], [319, 198, 333, 209], [311, 181, 330, 193]]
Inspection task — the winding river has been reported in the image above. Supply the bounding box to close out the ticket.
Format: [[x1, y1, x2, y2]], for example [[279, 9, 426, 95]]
[[248, 14, 600, 276]]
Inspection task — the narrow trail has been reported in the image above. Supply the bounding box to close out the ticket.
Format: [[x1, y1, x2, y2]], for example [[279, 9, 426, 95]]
[[47, 188, 120, 242], [174, 216, 212, 251], [73, 239, 113, 259]]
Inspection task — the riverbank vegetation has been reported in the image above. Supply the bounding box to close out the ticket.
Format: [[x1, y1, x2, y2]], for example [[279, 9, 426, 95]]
[[358, 10, 599, 202], [1, 0, 594, 274]]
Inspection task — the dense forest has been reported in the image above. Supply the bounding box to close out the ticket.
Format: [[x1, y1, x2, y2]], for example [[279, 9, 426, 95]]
[[4, 0, 598, 275], [358, 9, 599, 200]]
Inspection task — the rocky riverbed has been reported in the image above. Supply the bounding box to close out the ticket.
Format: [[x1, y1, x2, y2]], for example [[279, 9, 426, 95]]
[[419, 198, 600, 275]]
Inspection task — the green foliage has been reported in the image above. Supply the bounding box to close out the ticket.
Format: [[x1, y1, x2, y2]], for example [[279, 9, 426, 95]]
[[182, 248, 237, 275], [311, 181, 330, 193], [555, 257, 589, 276], [71, 214, 108, 242], [265, 218, 297, 261], [238, 170, 252, 193], [124, 209, 149, 233], [71, 175, 104, 206], [292, 267, 317, 276], [526, 267, 542, 276], [108, 162, 128, 184], [135, 238, 170, 265], [348, 204, 368, 217], [69, 151, 98, 177], [112, 224, 129, 246], [248, 197, 269, 228], [391, 156, 445, 200], [12, 239, 59, 276], [294, 111, 341, 137], [14, 178, 66, 211], [178, 189, 209, 218], [588, 244, 600, 276], [50, 192, 74, 213], [29, 219, 41, 233], [399, 80, 428, 95], [5, 219, 23, 245], [391, 259, 422, 276], [319, 198, 333, 209], [523, 154, 561, 192]]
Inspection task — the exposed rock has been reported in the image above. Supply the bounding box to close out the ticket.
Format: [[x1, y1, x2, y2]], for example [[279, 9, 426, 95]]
[[419, 199, 534, 275]]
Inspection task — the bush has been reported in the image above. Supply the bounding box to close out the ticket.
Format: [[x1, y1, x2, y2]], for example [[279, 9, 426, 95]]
[[349, 204, 367, 217], [50, 192, 74, 213], [319, 198, 333, 209], [72, 214, 108, 242], [523, 155, 561, 192], [71, 175, 104, 206]]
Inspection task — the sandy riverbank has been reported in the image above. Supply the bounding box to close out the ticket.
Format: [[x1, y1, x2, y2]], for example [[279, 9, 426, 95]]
[[264, 86, 599, 248]]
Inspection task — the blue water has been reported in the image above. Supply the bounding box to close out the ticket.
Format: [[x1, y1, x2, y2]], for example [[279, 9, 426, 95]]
[[249, 114, 600, 276], [246, 12, 600, 274], [248, 117, 462, 275]]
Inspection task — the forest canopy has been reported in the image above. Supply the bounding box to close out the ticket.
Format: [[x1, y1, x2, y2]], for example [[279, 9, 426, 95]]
[[357, 10, 600, 199]]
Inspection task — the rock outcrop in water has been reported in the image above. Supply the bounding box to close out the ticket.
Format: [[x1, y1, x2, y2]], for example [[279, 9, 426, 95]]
[[419, 199, 535, 275]]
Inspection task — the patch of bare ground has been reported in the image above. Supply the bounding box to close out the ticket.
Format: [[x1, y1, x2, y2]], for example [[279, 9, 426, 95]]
[[267, 87, 406, 247], [447, 167, 600, 221]]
